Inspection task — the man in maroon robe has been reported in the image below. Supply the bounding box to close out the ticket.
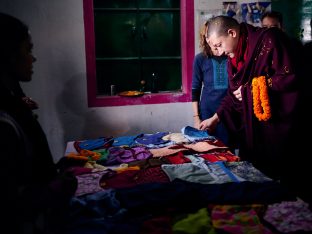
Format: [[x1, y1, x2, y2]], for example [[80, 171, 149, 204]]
[[199, 16, 303, 186]]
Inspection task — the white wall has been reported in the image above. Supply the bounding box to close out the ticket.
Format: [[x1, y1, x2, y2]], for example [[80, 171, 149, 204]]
[[0, 0, 194, 162]]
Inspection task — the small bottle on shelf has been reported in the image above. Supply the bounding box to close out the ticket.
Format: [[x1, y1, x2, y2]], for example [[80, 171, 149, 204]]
[[151, 73, 158, 93]]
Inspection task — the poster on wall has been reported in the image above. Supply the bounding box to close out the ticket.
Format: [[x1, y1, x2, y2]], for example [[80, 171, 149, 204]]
[[223, 2, 239, 20], [222, 1, 271, 27], [197, 1, 271, 30], [240, 2, 271, 26]]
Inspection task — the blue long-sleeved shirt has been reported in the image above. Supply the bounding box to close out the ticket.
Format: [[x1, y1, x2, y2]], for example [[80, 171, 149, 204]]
[[192, 52, 228, 119]]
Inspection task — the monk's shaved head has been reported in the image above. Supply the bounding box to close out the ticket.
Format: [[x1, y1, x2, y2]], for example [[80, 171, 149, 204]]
[[206, 16, 239, 38], [205, 16, 240, 58]]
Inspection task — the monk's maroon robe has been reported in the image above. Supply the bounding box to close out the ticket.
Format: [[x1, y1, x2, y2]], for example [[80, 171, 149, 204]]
[[217, 23, 301, 179]]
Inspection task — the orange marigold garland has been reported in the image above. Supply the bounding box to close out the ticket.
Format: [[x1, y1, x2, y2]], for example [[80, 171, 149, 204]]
[[252, 76, 271, 121]]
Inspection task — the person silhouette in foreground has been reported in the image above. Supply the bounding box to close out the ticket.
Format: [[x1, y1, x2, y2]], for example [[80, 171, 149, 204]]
[[0, 12, 77, 234]]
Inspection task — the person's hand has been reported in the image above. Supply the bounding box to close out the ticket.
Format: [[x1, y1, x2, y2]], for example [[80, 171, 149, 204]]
[[233, 85, 242, 101], [199, 119, 211, 131], [199, 113, 219, 132], [193, 116, 201, 129]]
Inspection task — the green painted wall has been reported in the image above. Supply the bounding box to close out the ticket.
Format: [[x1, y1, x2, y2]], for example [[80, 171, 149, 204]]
[[271, 0, 312, 42]]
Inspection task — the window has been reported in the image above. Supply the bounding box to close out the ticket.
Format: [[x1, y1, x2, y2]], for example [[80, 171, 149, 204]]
[[83, 0, 194, 106]]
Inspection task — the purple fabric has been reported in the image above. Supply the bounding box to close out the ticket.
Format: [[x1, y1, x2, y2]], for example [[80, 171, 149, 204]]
[[106, 146, 152, 165], [264, 199, 312, 233], [75, 169, 116, 196], [216, 23, 301, 178]]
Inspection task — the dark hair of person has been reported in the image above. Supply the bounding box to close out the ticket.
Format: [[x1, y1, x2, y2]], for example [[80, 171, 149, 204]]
[[207, 15, 239, 37], [0, 12, 30, 69], [261, 11, 283, 28], [206, 15, 239, 38], [199, 21, 213, 57]]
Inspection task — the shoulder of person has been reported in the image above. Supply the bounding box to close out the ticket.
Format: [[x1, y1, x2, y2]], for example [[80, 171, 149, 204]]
[[194, 52, 210, 66], [0, 111, 27, 161], [243, 23, 268, 41], [0, 111, 21, 137], [258, 27, 292, 47], [194, 52, 207, 60], [0, 110, 31, 148]]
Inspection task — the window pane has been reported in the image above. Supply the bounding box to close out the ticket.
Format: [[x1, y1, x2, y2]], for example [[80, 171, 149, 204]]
[[138, 0, 180, 8], [94, 0, 180, 9], [96, 60, 140, 95], [139, 12, 181, 57], [94, 0, 136, 8], [94, 12, 138, 57], [92, 0, 182, 96], [96, 59, 181, 95], [141, 59, 181, 92]]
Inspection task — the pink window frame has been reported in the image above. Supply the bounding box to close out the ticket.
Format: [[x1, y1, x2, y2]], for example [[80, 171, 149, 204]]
[[83, 0, 194, 107]]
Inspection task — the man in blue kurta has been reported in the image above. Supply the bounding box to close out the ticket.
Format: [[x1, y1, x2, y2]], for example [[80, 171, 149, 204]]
[[199, 16, 303, 187]]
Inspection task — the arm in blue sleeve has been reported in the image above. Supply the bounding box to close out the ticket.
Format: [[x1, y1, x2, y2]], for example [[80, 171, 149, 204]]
[[192, 53, 204, 102]]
